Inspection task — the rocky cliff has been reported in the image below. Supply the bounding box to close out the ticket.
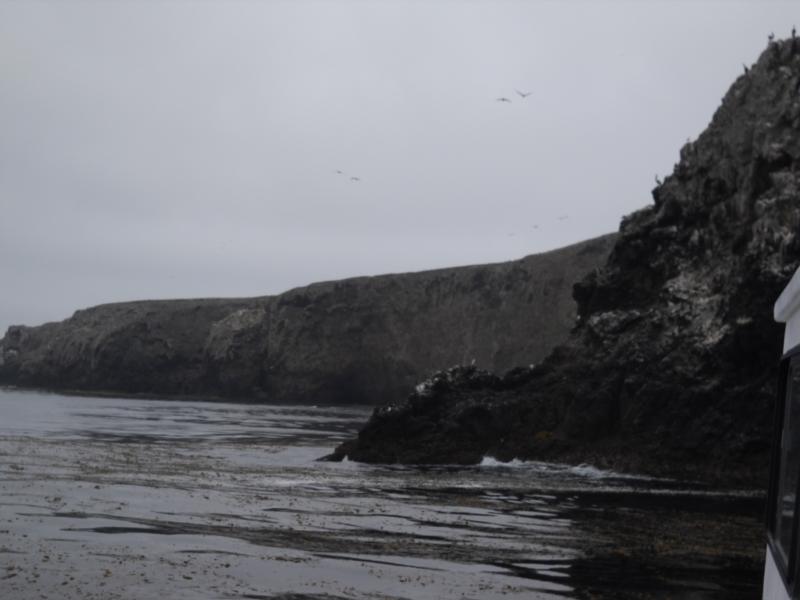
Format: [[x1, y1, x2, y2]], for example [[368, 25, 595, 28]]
[[329, 38, 800, 486], [0, 235, 615, 404]]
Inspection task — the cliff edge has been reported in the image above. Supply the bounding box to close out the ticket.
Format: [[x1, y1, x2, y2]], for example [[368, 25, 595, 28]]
[[0, 235, 614, 404]]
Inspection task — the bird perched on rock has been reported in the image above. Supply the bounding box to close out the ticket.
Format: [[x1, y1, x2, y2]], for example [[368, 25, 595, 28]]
[[655, 174, 663, 185], [496, 97, 512, 103], [769, 32, 775, 42]]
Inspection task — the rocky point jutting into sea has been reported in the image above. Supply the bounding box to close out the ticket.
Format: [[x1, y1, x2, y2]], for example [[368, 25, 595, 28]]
[[0, 235, 614, 405], [330, 38, 800, 487]]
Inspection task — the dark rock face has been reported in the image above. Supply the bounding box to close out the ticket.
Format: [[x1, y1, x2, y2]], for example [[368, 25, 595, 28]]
[[331, 39, 800, 486], [0, 235, 615, 403]]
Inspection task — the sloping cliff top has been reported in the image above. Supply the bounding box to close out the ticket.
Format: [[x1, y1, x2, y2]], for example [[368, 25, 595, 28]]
[[0, 234, 615, 404]]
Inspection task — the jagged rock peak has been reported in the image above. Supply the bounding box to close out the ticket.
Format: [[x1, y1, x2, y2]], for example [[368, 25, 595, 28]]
[[333, 38, 800, 487]]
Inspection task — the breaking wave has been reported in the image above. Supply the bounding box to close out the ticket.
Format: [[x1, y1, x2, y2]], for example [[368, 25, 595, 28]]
[[479, 456, 659, 481]]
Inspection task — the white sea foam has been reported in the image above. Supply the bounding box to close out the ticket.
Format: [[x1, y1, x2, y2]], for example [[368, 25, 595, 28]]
[[479, 456, 527, 468], [479, 456, 664, 481], [568, 463, 628, 479]]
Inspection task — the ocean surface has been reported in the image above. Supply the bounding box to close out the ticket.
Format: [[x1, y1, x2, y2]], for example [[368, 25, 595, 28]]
[[0, 388, 764, 599]]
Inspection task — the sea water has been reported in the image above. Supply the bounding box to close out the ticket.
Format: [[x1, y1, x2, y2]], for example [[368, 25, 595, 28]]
[[0, 388, 764, 599]]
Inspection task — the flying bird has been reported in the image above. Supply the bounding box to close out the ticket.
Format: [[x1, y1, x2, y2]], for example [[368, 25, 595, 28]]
[[350, 176, 361, 182], [515, 89, 532, 99], [496, 97, 512, 103], [558, 215, 569, 221], [335, 170, 345, 175]]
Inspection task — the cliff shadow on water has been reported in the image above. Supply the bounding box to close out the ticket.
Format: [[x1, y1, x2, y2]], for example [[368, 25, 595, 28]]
[[332, 37, 800, 488]]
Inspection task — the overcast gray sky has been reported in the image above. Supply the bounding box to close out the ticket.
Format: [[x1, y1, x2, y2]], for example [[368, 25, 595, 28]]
[[0, 1, 796, 333]]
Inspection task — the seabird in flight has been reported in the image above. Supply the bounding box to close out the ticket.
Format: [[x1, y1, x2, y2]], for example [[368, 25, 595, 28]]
[[515, 90, 532, 99], [350, 176, 361, 182], [496, 97, 512, 103]]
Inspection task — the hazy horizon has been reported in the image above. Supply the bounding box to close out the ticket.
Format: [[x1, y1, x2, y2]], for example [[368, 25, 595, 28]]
[[1, 1, 797, 332]]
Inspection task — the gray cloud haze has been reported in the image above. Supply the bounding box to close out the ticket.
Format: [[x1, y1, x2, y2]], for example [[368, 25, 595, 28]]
[[1, 0, 797, 332]]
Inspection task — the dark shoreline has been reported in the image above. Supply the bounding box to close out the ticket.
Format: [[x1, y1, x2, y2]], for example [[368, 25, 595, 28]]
[[0, 384, 351, 407], [3, 377, 775, 491]]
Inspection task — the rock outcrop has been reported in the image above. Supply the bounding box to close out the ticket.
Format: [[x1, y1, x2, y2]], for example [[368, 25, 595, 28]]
[[329, 39, 800, 486], [0, 235, 615, 403]]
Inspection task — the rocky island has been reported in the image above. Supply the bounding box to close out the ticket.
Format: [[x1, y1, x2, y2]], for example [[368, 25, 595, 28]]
[[330, 38, 800, 487], [0, 235, 614, 404]]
